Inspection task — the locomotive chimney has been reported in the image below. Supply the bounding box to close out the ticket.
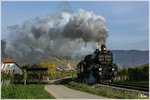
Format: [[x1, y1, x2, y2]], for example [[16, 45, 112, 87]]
[[101, 45, 107, 53]]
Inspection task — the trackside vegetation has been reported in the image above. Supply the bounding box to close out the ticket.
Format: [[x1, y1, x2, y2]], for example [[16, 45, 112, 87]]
[[114, 80, 149, 87], [115, 64, 149, 86], [61, 78, 148, 99]]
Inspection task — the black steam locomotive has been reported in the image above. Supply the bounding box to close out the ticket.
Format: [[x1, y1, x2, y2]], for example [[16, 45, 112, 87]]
[[77, 45, 118, 84]]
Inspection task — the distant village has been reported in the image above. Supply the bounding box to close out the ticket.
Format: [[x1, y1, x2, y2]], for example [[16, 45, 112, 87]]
[[56, 60, 75, 72]]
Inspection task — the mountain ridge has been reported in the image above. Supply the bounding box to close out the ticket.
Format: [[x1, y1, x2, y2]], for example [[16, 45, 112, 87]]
[[1, 49, 149, 68]]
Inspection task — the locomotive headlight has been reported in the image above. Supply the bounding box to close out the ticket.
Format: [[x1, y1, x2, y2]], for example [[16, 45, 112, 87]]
[[112, 68, 115, 71], [99, 68, 102, 71]]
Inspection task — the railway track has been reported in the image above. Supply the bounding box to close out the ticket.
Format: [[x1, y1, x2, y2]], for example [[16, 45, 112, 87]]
[[108, 83, 149, 92], [98, 83, 149, 92]]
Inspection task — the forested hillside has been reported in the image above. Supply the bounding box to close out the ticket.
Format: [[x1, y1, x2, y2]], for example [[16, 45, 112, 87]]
[[42, 56, 79, 68]]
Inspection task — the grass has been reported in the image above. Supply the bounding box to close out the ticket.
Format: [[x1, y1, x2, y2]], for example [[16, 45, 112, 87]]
[[1, 83, 55, 99], [50, 71, 75, 80], [61, 78, 149, 99], [114, 80, 149, 87]]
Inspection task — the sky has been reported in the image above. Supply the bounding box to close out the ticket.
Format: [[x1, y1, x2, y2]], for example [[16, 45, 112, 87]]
[[1, 1, 149, 50]]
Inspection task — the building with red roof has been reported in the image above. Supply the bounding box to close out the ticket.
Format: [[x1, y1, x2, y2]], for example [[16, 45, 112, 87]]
[[1, 57, 22, 75], [3, 57, 15, 63]]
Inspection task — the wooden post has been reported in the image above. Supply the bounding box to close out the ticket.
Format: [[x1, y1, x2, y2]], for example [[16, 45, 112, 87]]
[[37, 72, 40, 84]]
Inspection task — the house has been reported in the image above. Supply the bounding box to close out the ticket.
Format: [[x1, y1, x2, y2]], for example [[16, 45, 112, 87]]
[[1, 57, 22, 75], [63, 60, 75, 71], [56, 67, 63, 71]]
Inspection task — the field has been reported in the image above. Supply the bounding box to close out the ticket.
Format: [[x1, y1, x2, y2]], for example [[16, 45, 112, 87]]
[[61, 78, 148, 99], [114, 80, 149, 87], [1, 83, 55, 99]]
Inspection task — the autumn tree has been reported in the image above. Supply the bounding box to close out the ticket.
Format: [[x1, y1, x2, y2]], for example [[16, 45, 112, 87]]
[[40, 62, 56, 75]]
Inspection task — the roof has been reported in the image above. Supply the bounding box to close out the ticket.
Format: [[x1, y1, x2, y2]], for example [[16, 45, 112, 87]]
[[3, 57, 22, 69], [3, 57, 15, 63], [26, 68, 48, 71]]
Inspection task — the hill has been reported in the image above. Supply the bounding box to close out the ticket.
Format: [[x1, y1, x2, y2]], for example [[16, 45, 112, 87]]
[[1, 46, 148, 68], [78, 50, 149, 68], [41, 56, 79, 68], [111, 50, 149, 68]]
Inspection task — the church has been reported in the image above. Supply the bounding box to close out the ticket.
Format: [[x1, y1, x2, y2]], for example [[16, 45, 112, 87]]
[[1, 57, 22, 75]]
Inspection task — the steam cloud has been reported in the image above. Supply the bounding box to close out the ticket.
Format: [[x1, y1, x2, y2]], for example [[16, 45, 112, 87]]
[[2, 7, 108, 64]]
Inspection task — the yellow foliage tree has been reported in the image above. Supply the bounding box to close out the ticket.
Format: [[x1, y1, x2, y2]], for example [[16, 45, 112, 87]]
[[40, 62, 56, 75]]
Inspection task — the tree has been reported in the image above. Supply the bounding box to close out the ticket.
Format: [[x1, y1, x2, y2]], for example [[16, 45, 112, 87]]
[[40, 62, 56, 75], [23, 69, 27, 85]]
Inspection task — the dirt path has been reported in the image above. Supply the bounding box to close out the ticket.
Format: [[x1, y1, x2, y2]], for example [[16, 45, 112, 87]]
[[45, 79, 108, 99]]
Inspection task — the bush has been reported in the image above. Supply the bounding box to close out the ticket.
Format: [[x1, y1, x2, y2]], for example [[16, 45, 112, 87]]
[[116, 64, 149, 81], [1, 71, 14, 85], [14, 74, 23, 82], [1, 71, 14, 80]]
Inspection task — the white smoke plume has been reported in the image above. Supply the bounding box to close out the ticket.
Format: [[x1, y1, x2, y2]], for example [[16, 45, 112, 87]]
[[56, 1, 72, 13], [2, 8, 108, 64]]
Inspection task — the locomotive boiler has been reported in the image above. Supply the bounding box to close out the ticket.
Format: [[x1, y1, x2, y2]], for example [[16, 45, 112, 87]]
[[77, 45, 118, 84]]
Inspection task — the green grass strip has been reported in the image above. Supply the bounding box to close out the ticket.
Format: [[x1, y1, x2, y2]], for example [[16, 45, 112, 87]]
[[1, 84, 55, 99], [114, 80, 149, 87], [61, 78, 149, 99]]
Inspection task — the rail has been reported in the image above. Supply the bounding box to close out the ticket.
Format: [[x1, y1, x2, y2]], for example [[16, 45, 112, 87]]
[[108, 83, 149, 92]]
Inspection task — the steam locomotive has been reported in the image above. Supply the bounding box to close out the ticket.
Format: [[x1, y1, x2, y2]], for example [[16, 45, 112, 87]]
[[77, 45, 118, 84]]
